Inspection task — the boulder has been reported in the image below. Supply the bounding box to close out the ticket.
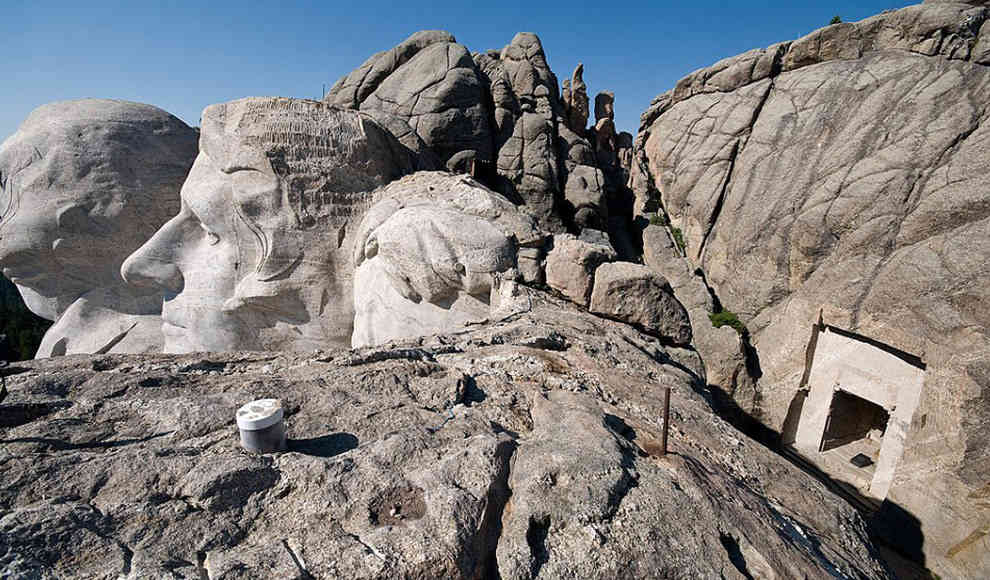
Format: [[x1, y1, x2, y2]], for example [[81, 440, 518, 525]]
[[325, 30, 491, 168], [0, 293, 888, 579], [633, 3, 990, 577], [589, 262, 692, 345], [578, 228, 613, 249], [545, 234, 616, 306]]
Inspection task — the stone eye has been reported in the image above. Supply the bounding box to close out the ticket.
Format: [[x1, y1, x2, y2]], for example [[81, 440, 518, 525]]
[[201, 225, 220, 246]]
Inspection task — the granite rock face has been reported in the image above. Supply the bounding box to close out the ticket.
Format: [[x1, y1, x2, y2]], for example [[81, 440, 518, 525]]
[[634, 3, 990, 577], [0, 100, 198, 358], [327, 31, 636, 238], [0, 293, 889, 579], [544, 233, 616, 306], [642, 225, 755, 410], [475, 33, 564, 229], [561, 63, 589, 134], [325, 30, 491, 169]]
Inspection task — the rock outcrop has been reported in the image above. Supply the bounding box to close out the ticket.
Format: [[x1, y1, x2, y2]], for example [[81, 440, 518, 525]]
[[642, 225, 755, 411], [633, 2, 990, 577], [325, 30, 491, 169], [328, 30, 637, 240], [474, 33, 564, 228], [0, 292, 889, 579], [561, 63, 589, 134]]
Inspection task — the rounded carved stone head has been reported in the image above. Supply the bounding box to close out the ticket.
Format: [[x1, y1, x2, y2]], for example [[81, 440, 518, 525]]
[[351, 172, 542, 347], [0, 99, 198, 320], [122, 97, 412, 353]]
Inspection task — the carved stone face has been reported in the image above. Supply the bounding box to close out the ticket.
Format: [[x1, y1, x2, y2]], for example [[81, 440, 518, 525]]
[[122, 97, 412, 353], [0, 100, 197, 321], [122, 151, 261, 352], [350, 172, 542, 348], [0, 140, 92, 317], [352, 206, 512, 347]]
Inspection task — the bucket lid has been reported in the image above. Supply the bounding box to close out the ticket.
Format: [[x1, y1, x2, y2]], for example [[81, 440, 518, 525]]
[[236, 398, 283, 431]]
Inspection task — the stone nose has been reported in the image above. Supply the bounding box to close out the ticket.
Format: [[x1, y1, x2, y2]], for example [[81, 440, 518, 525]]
[[121, 245, 184, 295]]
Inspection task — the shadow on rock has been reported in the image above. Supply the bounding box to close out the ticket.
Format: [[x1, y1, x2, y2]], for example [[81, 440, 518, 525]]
[[288, 432, 358, 458], [0, 401, 73, 428], [0, 430, 172, 450]]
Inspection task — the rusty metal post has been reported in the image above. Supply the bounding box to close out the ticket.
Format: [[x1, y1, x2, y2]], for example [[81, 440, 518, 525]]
[[660, 385, 671, 456]]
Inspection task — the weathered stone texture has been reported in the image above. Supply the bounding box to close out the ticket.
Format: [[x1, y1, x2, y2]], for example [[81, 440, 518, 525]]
[[0, 99, 198, 358], [475, 33, 563, 228], [634, 3, 990, 577], [561, 63, 589, 133], [0, 294, 888, 579], [123, 97, 413, 354], [325, 30, 491, 168], [545, 233, 616, 306], [351, 171, 544, 347], [642, 225, 754, 406], [589, 262, 692, 345]]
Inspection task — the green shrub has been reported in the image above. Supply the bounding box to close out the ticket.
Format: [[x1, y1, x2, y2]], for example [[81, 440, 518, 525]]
[[670, 227, 686, 253], [709, 310, 747, 335], [830, 15, 842, 25], [648, 213, 668, 227]]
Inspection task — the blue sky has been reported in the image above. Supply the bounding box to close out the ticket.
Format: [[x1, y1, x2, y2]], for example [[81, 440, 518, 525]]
[[2, 0, 917, 140]]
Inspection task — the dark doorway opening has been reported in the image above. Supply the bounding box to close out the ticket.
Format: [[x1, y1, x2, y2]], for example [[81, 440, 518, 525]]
[[820, 390, 889, 453]]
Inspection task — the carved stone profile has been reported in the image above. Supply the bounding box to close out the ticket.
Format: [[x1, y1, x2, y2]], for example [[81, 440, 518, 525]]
[[351, 172, 543, 347], [0, 99, 198, 357], [122, 97, 412, 353]]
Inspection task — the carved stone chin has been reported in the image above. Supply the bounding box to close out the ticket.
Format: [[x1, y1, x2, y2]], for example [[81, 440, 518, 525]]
[[0, 99, 199, 357], [121, 97, 413, 354]]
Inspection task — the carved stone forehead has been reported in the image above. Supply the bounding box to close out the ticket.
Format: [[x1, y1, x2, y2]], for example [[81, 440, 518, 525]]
[[200, 97, 386, 192], [1, 99, 197, 201]]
